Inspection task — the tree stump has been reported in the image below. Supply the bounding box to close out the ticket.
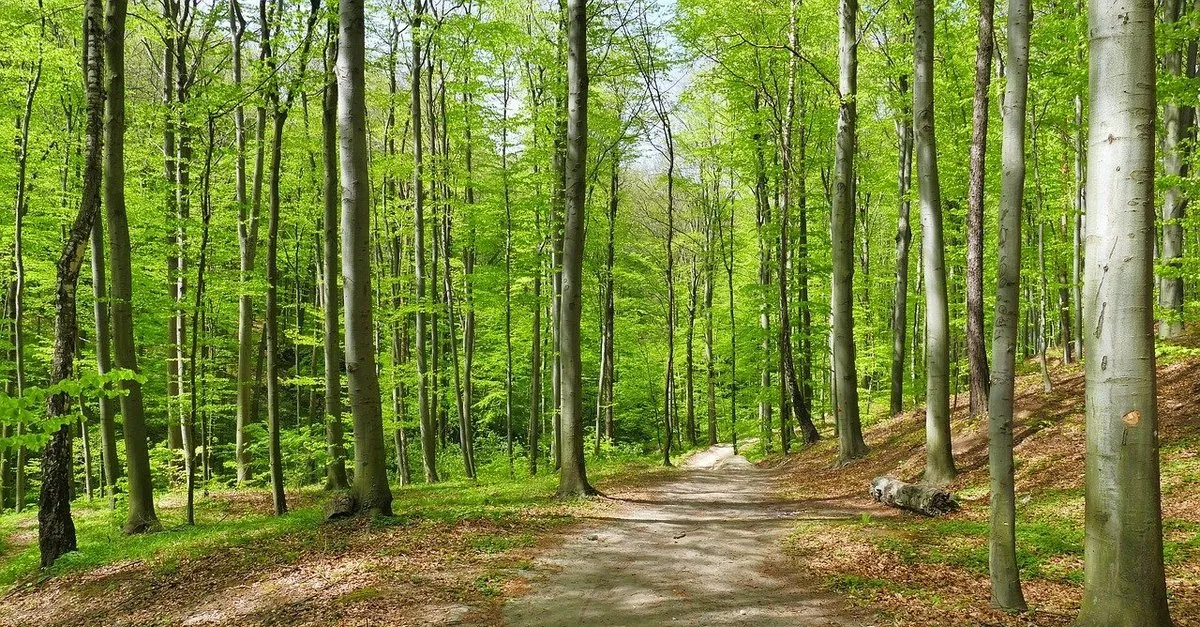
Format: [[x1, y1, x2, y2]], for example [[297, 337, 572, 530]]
[[323, 492, 357, 520], [869, 476, 958, 516]]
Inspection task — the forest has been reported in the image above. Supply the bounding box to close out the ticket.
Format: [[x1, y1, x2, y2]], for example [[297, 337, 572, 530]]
[[0, 0, 1195, 624]]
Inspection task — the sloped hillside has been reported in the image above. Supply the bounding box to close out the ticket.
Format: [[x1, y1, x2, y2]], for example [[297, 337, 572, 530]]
[[776, 349, 1200, 626]]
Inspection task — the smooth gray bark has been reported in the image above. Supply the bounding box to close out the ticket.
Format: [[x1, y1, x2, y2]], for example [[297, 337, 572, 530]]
[[411, 0, 438, 484], [104, 0, 158, 534], [1077, 1, 1171, 623], [915, 0, 955, 484], [230, 0, 257, 485], [340, 0, 393, 515], [1159, 0, 1192, 340], [557, 0, 595, 497], [986, 0, 1030, 609], [890, 75, 913, 418], [321, 25, 348, 490], [833, 0, 867, 463]]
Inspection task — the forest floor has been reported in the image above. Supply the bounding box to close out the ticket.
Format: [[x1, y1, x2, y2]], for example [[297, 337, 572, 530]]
[[502, 443, 865, 626], [774, 340, 1200, 626], [0, 458, 675, 626]]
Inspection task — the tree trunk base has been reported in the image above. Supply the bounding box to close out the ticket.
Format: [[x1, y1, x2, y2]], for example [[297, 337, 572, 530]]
[[869, 476, 958, 516]]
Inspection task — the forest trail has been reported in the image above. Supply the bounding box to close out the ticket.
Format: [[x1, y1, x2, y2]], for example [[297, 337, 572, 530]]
[[502, 444, 868, 626]]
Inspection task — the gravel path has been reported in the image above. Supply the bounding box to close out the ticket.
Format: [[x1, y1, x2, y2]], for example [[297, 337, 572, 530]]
[[503, 445, 868, 626]]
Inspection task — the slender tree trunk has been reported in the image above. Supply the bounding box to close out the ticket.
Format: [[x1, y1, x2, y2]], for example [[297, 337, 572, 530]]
[[341, 0, 393, 514], [89, 211, 119, 505], [265, 105, 287, 516], [502, 67, 515, 469], [105, 0, 158, 534], [704, 195, 717, 446], [411, 0, 438, 483], [833, 0, 867, 463], [231, 0, 258, 486], [1072, 93, 1084, 360], [986, 0, 1030, 608], [1159, 0, 1192, 340], [40, 0, 105, 564], [557, 0, 595, 496], [965, 0, 994, 416], [685, 259, 698, 448], [183, 120, 215, 526], [1077, 2, 1171, 622], [780, 5, 819, 444], [321, 24, 349, 490], [890, 75, 914, 417], [754, 110, 773, 456], [915, 0, 955, 484], [599, 152, 618, 446]]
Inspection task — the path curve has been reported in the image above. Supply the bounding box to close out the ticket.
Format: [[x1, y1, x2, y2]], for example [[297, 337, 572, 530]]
[[503, 445, 866, 626]]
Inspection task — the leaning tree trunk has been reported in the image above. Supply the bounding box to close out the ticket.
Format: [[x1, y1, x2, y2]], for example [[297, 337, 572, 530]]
[[986, 0, 1030, 609], [321, 26, 348, 490], [340, 0, 393, 514], [915, 0, 955, 484], [833, 0, 867, 463], [104, 0, 158, 534], [39, 0, 106, 565], [1077, 2, 1172, 623], [965, 0, 994, 415], [557, 0, 596, 497]]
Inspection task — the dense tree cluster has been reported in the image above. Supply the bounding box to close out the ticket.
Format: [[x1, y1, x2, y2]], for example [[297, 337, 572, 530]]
[[0, 0, 1183, 620]]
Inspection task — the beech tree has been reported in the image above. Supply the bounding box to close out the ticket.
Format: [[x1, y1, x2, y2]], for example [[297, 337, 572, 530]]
[[1077, 0, 1171, 622]]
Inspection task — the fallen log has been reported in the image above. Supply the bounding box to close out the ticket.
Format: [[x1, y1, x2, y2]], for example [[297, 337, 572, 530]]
[[869, 476, 959, 516]]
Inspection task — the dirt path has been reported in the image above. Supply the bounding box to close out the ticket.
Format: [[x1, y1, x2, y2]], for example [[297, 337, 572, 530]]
[[503, 445, 868, 626]]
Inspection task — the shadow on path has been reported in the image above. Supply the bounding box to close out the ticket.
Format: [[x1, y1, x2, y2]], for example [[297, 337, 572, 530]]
[[502, 444, 869, 626]]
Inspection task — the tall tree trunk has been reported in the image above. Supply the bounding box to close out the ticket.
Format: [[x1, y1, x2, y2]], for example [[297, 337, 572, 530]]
[[833, 0, 867, 463], [341, 0, 393, 514], [1072, 92, 1084, 360], [557, 0, 595, 496], [321, 23, 348, 490], [105, 0, 158, 534], [89, 215, 119, 505], [163, 0, 182, 453], [754, 107, 773, 456], [965, 0, 994, 415], [685, 259, 698, 448], [184, 120, 215, 526], [265, 103, 287, 515], [986, 0, 1030, 608], [231, 0, 259, 486], [411, 0, 438, 483], [502, 67, 515, 469], [1159, 0, 1192, 340], [599, 151, 618, 447], [40, 0, 104, 565], [1077, 1, 1171, 622], [10, 7, 41, 513], [704, 192, 717, 446], [915, 0, 955, 484], [890, 74, 914, 417], [780, 1, 819, 444]]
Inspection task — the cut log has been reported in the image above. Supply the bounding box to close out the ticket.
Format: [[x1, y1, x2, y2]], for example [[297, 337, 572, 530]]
[[869, 476, 959, 516]]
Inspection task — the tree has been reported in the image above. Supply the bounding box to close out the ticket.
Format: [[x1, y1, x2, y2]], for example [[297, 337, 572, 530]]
[[557, 0, 595, 497], [833, 0, 867, 463], [914, 0, 955, 485], [340, 0, 393, 515], [965, 0, 994, 414], [1076, 1, 1171, 622], [105, 0, 159, 535], [411, 0, 439, 484], [38, 0, 106, 566], [986, 0, 1030, 609], [1158, 0, 1192, 340], [321, 21, 348, 491]]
